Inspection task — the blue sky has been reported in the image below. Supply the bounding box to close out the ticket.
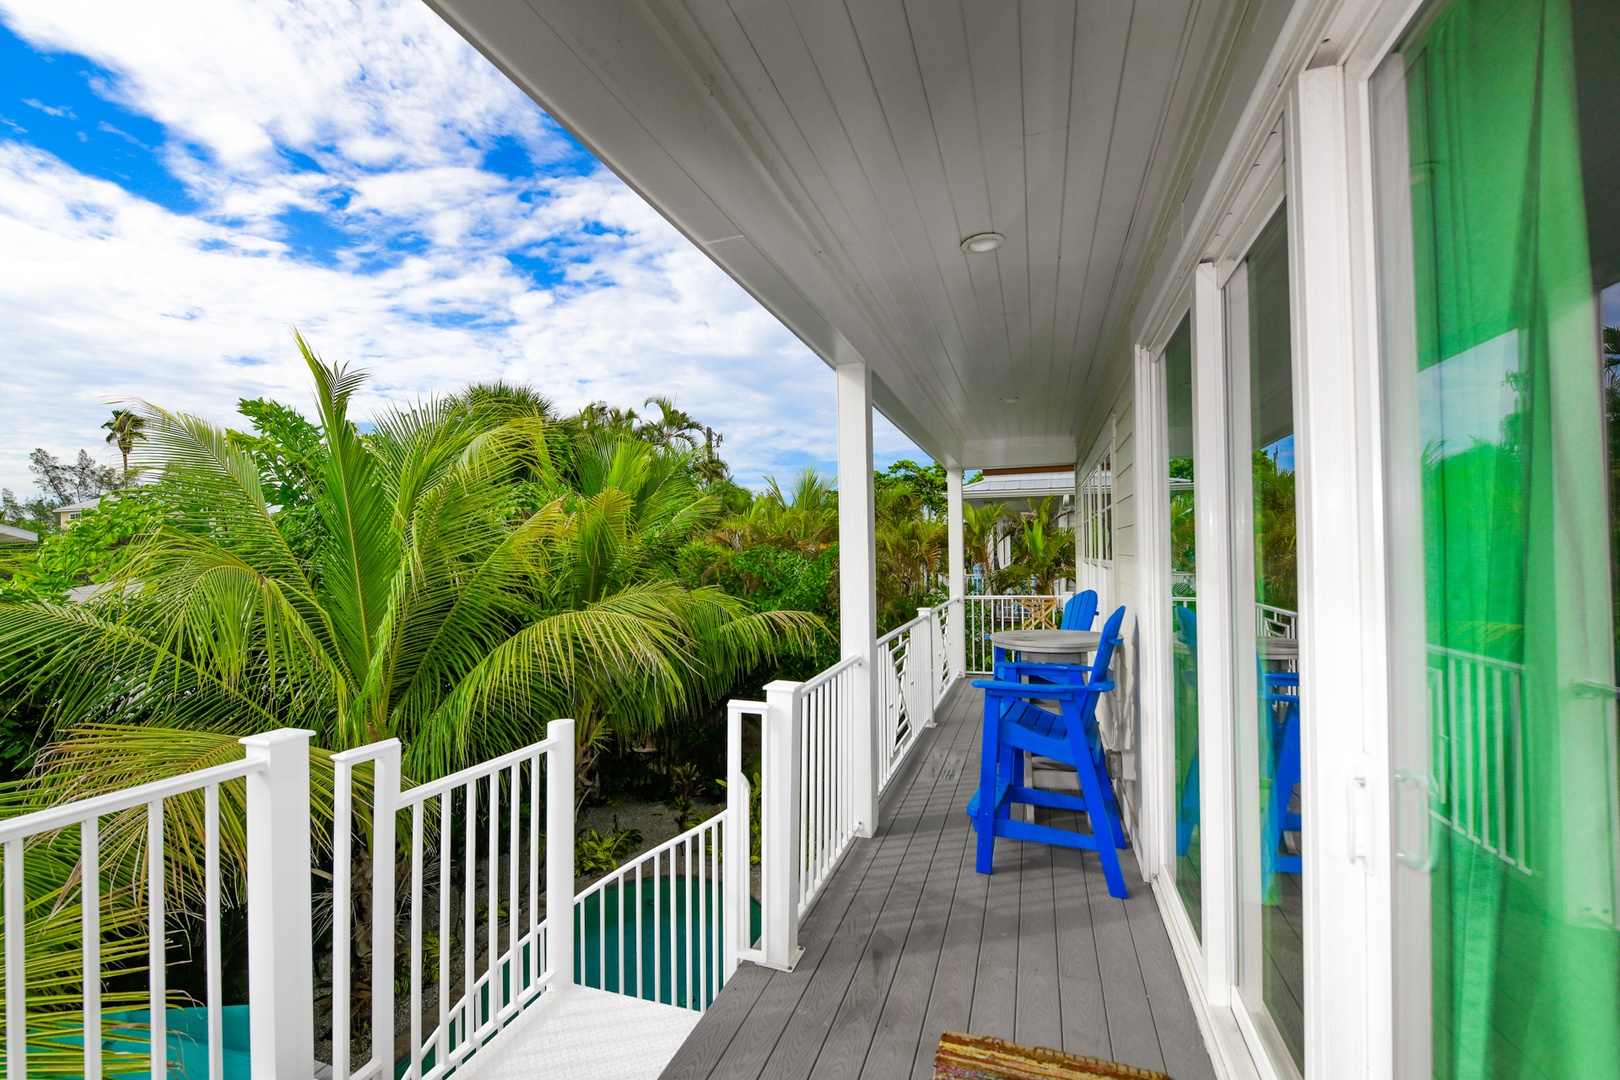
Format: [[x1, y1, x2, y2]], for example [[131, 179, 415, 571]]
[[0, 0, 918, 496]]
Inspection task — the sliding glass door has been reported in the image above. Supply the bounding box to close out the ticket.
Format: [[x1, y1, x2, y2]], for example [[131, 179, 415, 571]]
[[1226, 206, 1305, 1072], [1163, 315, 1203, 940], [1375, 0, 1620, 1074]]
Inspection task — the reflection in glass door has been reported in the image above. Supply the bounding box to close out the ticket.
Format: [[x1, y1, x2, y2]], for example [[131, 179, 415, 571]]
[[1226, 206, 1304, 1071], [1163, 315, 1202, 938], [1376, 0, 1620, 1074]]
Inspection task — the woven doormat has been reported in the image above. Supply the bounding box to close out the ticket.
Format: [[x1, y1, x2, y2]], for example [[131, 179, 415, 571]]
[[934, 1031, 1172, 1080]]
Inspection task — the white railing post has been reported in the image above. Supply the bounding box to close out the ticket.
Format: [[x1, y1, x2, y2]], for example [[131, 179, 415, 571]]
[[546, 719, 576, 995], [723, 701, 759, 977], [369, 741, 400, 1072], [240, 729, 315, 1080], [914, 608, 937, 728], [759, 680, 802, 971]]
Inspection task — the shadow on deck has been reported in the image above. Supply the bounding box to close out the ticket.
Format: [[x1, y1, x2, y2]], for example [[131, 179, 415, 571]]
[[660, 683, 1217, 1080]]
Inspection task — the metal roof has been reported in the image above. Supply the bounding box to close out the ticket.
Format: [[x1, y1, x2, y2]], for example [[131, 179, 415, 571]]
[[962, 468, 1074, 504]]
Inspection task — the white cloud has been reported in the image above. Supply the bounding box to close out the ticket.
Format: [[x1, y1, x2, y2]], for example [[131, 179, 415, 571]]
[[0, 0, 918, 496]]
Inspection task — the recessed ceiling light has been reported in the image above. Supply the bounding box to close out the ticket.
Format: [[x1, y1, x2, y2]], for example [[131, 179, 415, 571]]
[[960, 232, 1005, 254], [999, 395, 1020, 404]]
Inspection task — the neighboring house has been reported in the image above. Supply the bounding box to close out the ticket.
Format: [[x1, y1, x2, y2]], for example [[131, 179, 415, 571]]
[[963, 466, 1076, 589], [55, 496, 101, 529], [0, 524, 38, 545]]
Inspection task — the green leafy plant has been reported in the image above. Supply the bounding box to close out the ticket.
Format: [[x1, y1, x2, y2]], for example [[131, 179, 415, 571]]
[[574, 820, 643, 876], [667, 762, 705, 829]]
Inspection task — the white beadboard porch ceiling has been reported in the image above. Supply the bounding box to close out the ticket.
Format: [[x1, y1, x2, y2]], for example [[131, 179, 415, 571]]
[[426, 0, 1238, 468]]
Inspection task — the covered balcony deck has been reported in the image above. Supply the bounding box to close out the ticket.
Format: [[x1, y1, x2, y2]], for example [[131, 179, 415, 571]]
[[661, 683, 1216, 1080]]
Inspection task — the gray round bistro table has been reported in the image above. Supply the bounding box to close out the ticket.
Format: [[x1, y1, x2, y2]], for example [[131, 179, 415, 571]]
[[1258, 635, 1299, 675], [989, 629, 1102, 666]]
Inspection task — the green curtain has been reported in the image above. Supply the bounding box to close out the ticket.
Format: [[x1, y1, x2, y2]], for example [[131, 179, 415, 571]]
[[1408, 0, 1620, 1075]]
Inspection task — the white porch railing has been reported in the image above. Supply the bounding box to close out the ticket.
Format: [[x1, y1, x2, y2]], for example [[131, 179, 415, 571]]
[[875, 609, 941, 797], [2, 713, 758, 1080], [0, 730, 316, 1080], [1258, 602, 1297, 639], [930, 602, 953, 703], [330, 723, 574, 1080], [5, 596, 976, 1075], [962, 594, 1065, 674], [789, 657, 861, 921], [574, 806, 730, 1012], [744, 604, 967, 973], [1426, 646, 1530, 873]]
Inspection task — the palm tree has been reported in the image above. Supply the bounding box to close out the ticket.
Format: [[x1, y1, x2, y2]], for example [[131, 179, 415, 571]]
[[874, 480, 944, 627], [640, 396, 703, 450], [1004, 497, 1075, 594], [714, 469, 838, 556], [0, 339, 819, 1067], [2, 338, 816, 781], [961, 501, 1011, 589], [101, 408, 146, 480]]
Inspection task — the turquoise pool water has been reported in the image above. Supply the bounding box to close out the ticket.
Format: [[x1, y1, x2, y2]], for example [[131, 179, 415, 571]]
[[575, 876, 760, 1010]]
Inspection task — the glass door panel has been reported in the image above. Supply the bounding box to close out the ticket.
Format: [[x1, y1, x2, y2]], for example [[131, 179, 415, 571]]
[[1164, 314, 1203, 938], [1377, 0, 1620, 1074], [1228, 206, 1305, 1072]]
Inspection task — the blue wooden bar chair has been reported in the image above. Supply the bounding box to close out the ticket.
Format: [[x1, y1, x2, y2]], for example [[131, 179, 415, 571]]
[[967, 604, 1131, 898], [1174, 605, 1200, 857], [1262, 671, 1302, 890], [1061, 589, 1099, 631]]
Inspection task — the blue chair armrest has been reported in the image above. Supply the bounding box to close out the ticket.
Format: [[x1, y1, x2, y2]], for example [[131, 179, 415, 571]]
[[971, 678, 1115, 697], [971, 679, 1083, 698]]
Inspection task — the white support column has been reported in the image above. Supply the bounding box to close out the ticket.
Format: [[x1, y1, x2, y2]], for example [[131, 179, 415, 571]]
[[1134, 344, 1170, 883], [546, 719, 576, 995], [759, 680, 802, 971], [946, 466, 966, 677], [1291, 66, 1378, 1080], [241, 729, 314, 1080], [1074, 461, 1086, 593], [836, 361, 879, 838]]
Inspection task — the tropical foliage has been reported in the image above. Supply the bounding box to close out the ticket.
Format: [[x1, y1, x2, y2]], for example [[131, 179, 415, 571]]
[[0, 339, 819, 791], [0, 339, 833, 1073]]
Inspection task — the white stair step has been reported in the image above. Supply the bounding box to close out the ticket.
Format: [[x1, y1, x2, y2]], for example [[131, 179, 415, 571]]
[[455, 987, 702, 1080]]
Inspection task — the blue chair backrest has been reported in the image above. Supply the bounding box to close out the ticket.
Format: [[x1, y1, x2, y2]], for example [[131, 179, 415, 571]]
[[1061, 590, 1099, 631], [1174, 604, 1197, 655], [1088, 605, 1128, 685]]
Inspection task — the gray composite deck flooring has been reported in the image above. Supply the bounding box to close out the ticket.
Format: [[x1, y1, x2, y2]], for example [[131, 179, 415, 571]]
[[661, 684, 1217, 1080]]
